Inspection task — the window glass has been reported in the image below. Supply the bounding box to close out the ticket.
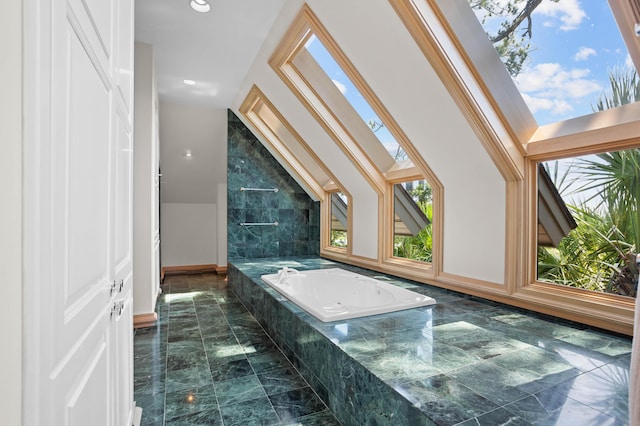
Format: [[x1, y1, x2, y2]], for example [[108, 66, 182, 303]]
[[393, 180, 433, 263], [537, 148, 640, 297], [469, 0, 638, 126], [305, 36, 407, 160], [330, 192, 348, 248]]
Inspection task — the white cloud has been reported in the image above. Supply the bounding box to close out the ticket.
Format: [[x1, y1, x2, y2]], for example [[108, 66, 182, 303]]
[[520, 93, 554, 113], [332, 79, 347, 94], [626, 54, 634, 69], [515, 62, 602, 116], [521, 94, 573, 115], [574, 47, 596, 62], [534, 0, 586, 31]]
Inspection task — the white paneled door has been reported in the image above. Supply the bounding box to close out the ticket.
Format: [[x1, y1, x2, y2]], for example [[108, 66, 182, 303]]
[[24, 0, 135, 424]]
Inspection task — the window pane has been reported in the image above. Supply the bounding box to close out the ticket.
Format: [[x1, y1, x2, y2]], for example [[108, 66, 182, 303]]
[[305, 36, 406, 160], [393, 180, 432, 263], [537, 148, 640, 297], [469, 0, 638, 126], [330, 192, 348, 248]]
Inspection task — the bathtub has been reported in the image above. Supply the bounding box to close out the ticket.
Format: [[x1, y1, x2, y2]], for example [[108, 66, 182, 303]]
[[260, 267, 436, 322]]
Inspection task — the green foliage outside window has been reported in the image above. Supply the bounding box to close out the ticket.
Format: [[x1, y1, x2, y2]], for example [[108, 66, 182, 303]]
[[537, 149, 640, 297], [537, 68, 640, 297], [330, 230, 348, 248], [393, 183, 433, 263]]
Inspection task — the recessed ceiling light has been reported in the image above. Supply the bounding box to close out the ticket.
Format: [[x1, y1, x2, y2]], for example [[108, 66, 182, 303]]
[[185, 149, 192, 157], [183, 79, 196, 86], [189, 0, 211, 13]]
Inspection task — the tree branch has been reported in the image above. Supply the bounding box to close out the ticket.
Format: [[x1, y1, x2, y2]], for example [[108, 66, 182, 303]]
[[490, 0, 542, 43]]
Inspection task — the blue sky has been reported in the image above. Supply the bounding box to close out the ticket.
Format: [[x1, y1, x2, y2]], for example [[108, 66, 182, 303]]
[[478, 0, 635, 126], [305, 37, 402, 157]]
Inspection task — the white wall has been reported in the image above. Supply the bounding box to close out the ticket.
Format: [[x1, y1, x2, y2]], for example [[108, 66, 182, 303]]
[[158, 101, 227, 268], [161, 203, 218, 266], [0, 1, 22, 423], [133, 41, 160, 316], [159, 101, 227, 204]]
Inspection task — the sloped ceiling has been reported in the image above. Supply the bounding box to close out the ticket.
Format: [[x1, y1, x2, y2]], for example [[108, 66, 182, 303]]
[[135, 0, 288, 204], [135, 0, 287, 108]]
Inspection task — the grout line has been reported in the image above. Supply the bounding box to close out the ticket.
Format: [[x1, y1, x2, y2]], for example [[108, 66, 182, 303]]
[[190, 273, 226, 425]]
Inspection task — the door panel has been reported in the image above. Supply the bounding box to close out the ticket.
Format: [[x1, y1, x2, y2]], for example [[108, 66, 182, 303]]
[[66, 0, 112, 76], [115, 0, 133, 116], [81, 0, 113, 58], [28, 0, 134, 423], [112, 284, 134, 426], [60, 326, 111, 426], [50, 0, 112, 361], [65, 27, 110, 303], [114, 110, 133, 274]]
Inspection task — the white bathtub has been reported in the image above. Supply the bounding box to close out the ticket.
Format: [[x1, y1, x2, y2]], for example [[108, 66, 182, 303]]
[[260, 267, 436, 322]]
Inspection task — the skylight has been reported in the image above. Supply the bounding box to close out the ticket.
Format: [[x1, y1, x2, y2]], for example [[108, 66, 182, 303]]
[[305, 36, 406, 160], [470, 0, 639, 126]]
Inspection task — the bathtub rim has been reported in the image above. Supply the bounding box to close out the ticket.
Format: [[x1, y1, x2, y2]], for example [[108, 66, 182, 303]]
[[260, 267, 436, 322]]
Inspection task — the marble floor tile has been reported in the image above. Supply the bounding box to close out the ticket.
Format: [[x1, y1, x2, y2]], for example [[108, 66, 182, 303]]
[[358, 349, 441, 384], [290, 409, 342, 426], [164, 384, 219, 422], [135, 392, 165, 426], [487, 347, 582, 394], [268, 386, 328, 422], [218, 396, 281, 426], [504, 387, 618, 426], [248, 350, 296, 374], [436, 329, 531, 360], [134, 371, 165, 397], [209, 357, 254, 382], [448, 361, 532, 406], [164, 407, 223, 425], [214, 374, 267, 406], [456, 407, 530, 426], [395, 374, 499, 425], [258, 367, 310, 396], [166, 351, 209, 372], [165, 365, 214, 394], [542, 368, 629, 420], [557, 330, 633, 357]]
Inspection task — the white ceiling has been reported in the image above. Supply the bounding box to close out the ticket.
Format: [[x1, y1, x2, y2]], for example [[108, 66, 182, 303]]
[[135, 0, 287, 108], [135, 0, 289, 204]]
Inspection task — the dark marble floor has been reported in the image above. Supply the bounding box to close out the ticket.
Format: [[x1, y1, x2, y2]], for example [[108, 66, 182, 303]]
[[133, 272, 340, 425], [134, 265, 632, 425]]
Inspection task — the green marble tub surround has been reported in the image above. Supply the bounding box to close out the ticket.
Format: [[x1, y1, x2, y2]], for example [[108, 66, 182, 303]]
[[229, 257, 632, 426]]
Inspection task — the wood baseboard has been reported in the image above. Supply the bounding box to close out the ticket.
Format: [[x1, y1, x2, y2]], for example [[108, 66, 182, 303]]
[[133, 313, 158, 329], [162, 264, 217, 275]]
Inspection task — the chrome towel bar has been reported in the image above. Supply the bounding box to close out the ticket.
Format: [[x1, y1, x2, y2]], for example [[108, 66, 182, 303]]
[[240, 187, 278, 192]]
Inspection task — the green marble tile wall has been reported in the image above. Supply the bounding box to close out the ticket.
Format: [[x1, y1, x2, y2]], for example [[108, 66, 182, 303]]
[[227, 110, 320, 260]]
